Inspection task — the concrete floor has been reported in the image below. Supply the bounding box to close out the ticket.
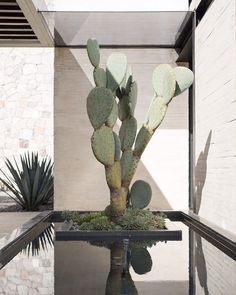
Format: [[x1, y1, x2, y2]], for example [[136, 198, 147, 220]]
[[0, 212, 38, 238]]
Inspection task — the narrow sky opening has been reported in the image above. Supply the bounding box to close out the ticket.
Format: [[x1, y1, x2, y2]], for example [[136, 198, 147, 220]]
[[40, 0, 188, 11]]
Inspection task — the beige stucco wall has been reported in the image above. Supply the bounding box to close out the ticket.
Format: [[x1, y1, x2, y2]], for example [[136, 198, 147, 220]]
[[194, 0, 236, 232], [54, 47, 189, 210]]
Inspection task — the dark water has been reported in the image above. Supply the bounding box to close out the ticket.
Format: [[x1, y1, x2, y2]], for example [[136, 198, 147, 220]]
[[0, 222, 235, 295]]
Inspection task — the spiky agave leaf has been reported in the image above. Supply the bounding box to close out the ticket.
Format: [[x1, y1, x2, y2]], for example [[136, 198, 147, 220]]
[[0, 152, 53, 211], [21, 224, 54, 256]]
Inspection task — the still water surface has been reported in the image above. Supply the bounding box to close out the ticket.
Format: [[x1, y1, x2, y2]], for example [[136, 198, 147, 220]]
[[0, 222, 235, 295]]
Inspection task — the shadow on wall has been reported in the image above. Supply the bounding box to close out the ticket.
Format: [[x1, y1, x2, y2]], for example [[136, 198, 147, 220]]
[[54, 47, 172, 210], [195, 130, 212, 214], [194, 130, 212, 295]]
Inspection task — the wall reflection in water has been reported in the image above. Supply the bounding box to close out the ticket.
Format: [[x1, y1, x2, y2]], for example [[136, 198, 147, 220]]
[[0, 225, 54, 294], [194, 232, 236, 295], [0, 223, 235, 295], [55, 224, 189, 295]]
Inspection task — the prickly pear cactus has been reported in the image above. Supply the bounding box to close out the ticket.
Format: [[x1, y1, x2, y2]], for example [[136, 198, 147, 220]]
[[87, 87, 114, 129], [106, 52, 127, 92], [174, 66, 194, 96], [130, 180, 152, 209], [93, 67, 107, 87], [87, 38, 100, 68], [106, 99, 118, 128], [145, 95, 167, 131], [119, 117, 137, 151], [86, 38, 194, 221], [131, 248, 153, 274], [91, 126, 115, 166], [152, 64, 176, 104]]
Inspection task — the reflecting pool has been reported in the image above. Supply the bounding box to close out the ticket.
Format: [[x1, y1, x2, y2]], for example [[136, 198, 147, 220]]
[[0, 222, 235, 294]]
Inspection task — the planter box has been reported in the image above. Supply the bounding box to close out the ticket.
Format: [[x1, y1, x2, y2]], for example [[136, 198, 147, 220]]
[[55, 214, 182, 241]]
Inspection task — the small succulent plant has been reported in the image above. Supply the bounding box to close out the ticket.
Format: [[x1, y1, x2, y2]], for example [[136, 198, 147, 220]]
[[86, 38, 194, 221]]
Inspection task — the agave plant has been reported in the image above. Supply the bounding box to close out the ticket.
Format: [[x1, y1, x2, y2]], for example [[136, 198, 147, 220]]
[[0, 152, 54, 211]]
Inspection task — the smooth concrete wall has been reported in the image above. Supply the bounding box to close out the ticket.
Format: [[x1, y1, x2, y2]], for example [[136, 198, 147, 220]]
[[54, 48, 189, 210], [194, 0, 236, 232]]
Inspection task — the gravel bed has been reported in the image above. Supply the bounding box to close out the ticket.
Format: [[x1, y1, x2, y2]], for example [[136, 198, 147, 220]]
[[0, 192, 53, 212]]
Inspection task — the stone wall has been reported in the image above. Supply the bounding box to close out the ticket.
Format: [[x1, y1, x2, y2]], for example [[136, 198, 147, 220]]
[[0, 48, 54, 172], [0, 247, 54, 294], [194, 0, 236, 232]]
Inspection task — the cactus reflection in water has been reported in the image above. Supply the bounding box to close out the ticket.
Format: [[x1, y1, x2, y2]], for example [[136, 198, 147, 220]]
[[86, 38, 194, 221], [105, 240, 154, 295]]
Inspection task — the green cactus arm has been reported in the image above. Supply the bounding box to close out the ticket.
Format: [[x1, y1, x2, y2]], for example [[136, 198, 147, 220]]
[[120, 65, 133, 94], [145, 95, 167, 132], [113, 132, 121, 161], [93, 67, 107, 87], [106, 99, 118, 128], [130, 180, 152, 209], [133, 126, 153, 158], [174, 66, 194, 96], [119, 117, 137, 152], [91, 126, 115, 166], [106, 52, 127, 92], [152, 64, 176, 105], [86, 38, 100, 68], [87, 87, 114, 130], [120, 150, 139, 187], [105, 161, 121, 190]]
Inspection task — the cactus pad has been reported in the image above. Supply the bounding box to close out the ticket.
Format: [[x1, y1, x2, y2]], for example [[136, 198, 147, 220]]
[[87, 87, 114, 130], [120, 65, 133, 94], [105, 161, 121, 189], [145, 95, 167, 131], [121, 150, 138, 186], [129, 81, 138, 116], [174, 66, 194, 96], [130, 180, 152, 209], [152, 64, 176, 104], [93, 67, 107, 87], [86, 38, 100, 68], [119, 117, 137, 151], [134, 126, 153, 157], [106, 52, 127, 92], [118, 96, 130, 121], [113, 132, 121, 161], [91, 126, 115, 166], [106, 99, 118, 128], [131, 248, 152, 274]]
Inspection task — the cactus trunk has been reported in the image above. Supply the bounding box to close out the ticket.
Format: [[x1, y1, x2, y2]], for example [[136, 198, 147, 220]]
[[110, 187, 128, 221], [105, 241, 124, 295]]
